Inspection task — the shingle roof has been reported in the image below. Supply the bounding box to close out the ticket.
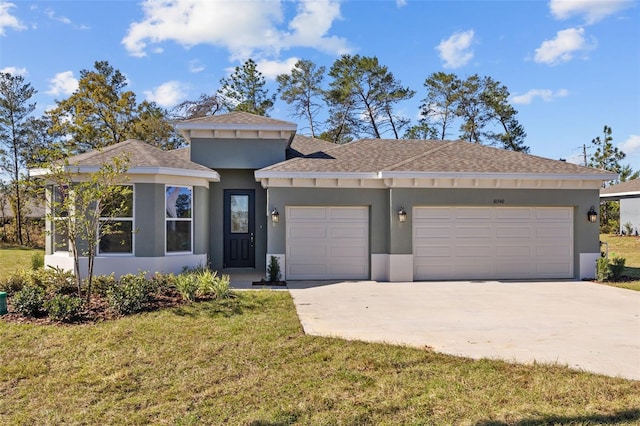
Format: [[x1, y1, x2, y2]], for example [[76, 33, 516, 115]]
[[601, 179, 640, 197], [177, 111, 297, 129], [67, 140, 214, 174], [287, 134, 340, 158], [258, 139, 612, 177]]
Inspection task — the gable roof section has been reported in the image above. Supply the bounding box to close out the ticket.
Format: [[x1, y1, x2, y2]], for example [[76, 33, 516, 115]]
[[287, 134, 341, 159], [176, 111, 297, 132], [256, 139, 617, 188], [600, 179, 640, 199], [30, 140, 219, 182]]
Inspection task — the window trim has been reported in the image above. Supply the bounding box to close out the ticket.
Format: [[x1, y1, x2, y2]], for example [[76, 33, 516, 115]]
[[165, 185, 193, 255], [98, 184, 135, 256]]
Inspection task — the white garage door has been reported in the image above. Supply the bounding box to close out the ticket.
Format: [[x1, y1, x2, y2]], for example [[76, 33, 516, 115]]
[[413, 207, 573, 280], [286, 206, 369, 280]]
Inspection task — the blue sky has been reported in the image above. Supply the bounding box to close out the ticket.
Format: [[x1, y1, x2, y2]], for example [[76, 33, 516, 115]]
[[1, 0, 638, 170]]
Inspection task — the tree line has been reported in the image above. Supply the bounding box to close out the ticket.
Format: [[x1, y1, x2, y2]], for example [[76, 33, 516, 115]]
[[0, 58, 637, 245]]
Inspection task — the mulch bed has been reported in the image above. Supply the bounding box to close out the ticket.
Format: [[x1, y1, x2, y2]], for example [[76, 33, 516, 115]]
[[251, 279, 287, 286], [1, 290, 187, 326]]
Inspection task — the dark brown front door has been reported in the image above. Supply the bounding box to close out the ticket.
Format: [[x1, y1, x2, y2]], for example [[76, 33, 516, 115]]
[[223, 189, 255, 268]]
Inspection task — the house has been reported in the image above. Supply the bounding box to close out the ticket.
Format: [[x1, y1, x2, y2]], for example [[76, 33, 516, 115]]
[[35, 112, 617, 281], [600, 179, 640, 235]]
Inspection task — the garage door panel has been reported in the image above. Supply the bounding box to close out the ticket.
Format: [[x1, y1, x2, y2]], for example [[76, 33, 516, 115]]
[[414, 206, 573, 280], [496, 226, 532, 238], [287, 206, 369, 280]]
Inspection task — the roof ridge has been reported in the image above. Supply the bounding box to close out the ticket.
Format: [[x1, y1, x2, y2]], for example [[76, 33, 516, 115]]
[[384, 140, 453, 171]]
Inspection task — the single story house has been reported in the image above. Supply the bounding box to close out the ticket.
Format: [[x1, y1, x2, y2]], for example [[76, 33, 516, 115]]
[[34, 112, 616, 281], [600, 179, 640, 235]]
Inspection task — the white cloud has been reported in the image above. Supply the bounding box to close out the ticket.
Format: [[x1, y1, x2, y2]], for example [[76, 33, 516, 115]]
[[144, 80, 187, 107], [122, 0, 349, 60], [257, 57, 299, 80], [534, 27, 595, 65], [619, 134, 640, 158], [46, 71, 78, 96], [436, 29, 475, 69], [0, 2, 27, 35], [0, 66, 27, 76], [549, 0, 634, 24], [188, 60, 205, 73], [45, 8, 71, 25], [396, 0, 408, 6], [510, 88, 569, 105]]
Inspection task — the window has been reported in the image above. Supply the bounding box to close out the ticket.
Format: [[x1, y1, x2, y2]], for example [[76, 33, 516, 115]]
[[166, 186, 192, 253], [52, 185, 69, 252], [98, 186, 134, 254]]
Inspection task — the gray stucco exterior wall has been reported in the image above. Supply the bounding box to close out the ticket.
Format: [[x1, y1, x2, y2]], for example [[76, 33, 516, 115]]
[[191, 138, 289, 170], [266, 188, 390, 255], [135, 183, 164, 257], [208, 169, 268, 271]]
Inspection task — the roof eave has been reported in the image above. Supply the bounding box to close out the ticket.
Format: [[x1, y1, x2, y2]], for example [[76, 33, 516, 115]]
[[29, 166, 220, 182], [379, 171, 619, 181]]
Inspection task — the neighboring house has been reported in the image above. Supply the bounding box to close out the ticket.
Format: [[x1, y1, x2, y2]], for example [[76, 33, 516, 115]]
[[34, 112, 616, 281], [600, 179, 640, 235]]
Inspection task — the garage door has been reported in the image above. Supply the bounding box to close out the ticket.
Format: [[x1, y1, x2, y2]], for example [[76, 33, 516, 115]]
[[286, 206, 369, 280], [413, 207, 573, 280]]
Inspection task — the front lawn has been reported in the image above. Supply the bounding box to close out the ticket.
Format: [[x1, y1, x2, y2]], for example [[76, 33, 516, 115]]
[[600, 234, 640, 291], [1, 291, 639, 424], [0, 244, 43, 275]]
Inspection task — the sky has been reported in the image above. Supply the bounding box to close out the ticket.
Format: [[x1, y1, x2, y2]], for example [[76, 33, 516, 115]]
[[1, 0, 639, 170]]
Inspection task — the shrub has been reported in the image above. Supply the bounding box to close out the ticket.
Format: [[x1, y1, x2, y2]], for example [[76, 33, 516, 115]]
[[175, 273, 198, 302], [622, 222, 634, 236], [151, 272, 177, 295], [267, 256, 282, 283], [92, 274, 117, 297], [211, 274, 233, 300], [609, 256, 626, 281], [31, 252, 44, 270], [12, 285, 46, 317], [45, 294, 83, 322], [30, 267, 76, 296], [596, 255, 627, 282], [106, 273, 152, 315], [0, 270, 31, 295]]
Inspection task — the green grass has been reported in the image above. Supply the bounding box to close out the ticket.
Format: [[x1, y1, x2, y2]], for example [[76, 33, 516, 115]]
[[0, 244, 43, 276], [1, 291, 639, 424], [600, 234, 640, 291]]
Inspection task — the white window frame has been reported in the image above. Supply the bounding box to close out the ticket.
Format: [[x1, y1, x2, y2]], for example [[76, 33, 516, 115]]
[[98, 184, 135, 256], [51, 185, 69, 253], [165, 185, 193, 255]]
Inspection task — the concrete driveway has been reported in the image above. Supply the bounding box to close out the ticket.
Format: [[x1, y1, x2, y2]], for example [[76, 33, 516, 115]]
[[287, 280, 640, 381]]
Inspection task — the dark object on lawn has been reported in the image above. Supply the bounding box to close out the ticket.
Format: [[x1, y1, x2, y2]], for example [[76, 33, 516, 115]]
[[252, 279, 287, 286], [0, 291, 7, 315]]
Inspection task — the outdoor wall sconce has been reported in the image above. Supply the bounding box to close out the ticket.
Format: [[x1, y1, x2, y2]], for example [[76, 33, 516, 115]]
[[587, 206, 598, 223], [398, 207, 407, 223], [271, 208, 280, 223]]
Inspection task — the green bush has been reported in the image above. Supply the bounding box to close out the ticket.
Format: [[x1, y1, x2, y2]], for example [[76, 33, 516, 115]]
[[30, 267, 76, 295], [92, 274, 117, 297], [596, 255, 627, 282], [622, 222, 634, 236], [12, 285, 46, 317], [0, 270, 31, 295], [175, 273, 198, 302], [211, 273, 233, 300], [31, 252, 44, 270], [609, 256, 626, 281], [106, 272, 152, 315], [151, 272, 177, 295], [267, 256, 282, 283], [45, 294, 83, 322]]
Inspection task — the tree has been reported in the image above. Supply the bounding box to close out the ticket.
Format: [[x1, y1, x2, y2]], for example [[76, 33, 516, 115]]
[[588, 125, 629, 232], [325, 55, 414, 140], [172, 93, 223, 120], [48, 60, 179, 153], [480, 76, 529, 153], [0, 72, 37, 245], [42, 154, 131, 303], [277, 59, 326, 138], [403, 119, 437, 140], [456, 74, 489, 144], [218, 59, 275, 116], [420, 72, 460, 140]]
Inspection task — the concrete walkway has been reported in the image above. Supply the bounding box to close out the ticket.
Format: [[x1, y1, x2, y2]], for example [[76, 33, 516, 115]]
[[287, 280, 640, 381]]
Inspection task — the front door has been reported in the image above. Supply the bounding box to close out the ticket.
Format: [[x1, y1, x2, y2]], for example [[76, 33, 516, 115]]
[[223, 189, 255, 268]]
